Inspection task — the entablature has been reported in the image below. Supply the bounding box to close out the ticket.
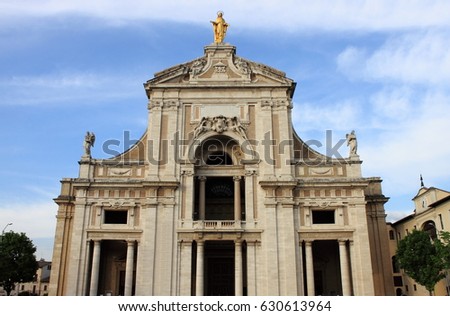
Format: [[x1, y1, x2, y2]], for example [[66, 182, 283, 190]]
[[299, 229, 355, 241]]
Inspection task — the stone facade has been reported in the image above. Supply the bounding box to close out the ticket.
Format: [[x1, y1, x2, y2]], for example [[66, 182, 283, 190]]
[[49, 43, 394, 296], [388, 186, 450, 296]]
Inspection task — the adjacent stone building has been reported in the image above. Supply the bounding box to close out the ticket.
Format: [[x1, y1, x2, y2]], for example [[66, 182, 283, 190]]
[[1, 259, 52, 296], [49, 40, 394, 296], [388, 185, 450, 296]]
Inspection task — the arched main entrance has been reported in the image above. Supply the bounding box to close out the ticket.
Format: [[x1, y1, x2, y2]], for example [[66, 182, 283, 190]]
[[190, 134, 247, 296]]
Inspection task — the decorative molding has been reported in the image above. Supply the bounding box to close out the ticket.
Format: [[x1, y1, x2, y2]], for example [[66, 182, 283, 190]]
[[101, 200, 136, 209], [213, 61, 227, 73], [245, 169, 258, 176], [109, 168, 132, 176], [148, 100, 162, 110], [234, 57, 251, 75], [189, 58, 207, 77], [163, 100, 180, 110], [261, 100, 273, 109], [309, 167, 333, 176], [193, 115, 248, 140], [181, 169, 194, 177]]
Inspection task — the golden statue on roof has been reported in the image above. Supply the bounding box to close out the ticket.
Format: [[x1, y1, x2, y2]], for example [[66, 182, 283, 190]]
[[211, 11, 228, 44]]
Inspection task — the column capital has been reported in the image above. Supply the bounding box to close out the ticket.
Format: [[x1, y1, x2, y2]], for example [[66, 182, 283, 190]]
[[198, 176, 207, 181], [233, 175, 242, 182], [196, 239, 205, 246], [302, 239, 314, 245], [338, 239, 348, 245]]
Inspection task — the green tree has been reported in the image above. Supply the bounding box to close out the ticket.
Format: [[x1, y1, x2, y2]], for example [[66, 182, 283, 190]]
[[396, 229, 447, 295], [436, 230, 450, 269], [0, 231, 38, 296]]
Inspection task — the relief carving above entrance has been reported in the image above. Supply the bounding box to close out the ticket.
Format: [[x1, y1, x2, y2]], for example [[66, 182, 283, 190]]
[[193, 116, 248, 140]]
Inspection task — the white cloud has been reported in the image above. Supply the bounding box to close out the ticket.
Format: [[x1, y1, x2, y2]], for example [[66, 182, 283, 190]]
[[293, 99, 362, 132], [336, 46, 367, 80], [0, 201, 57, 239], [1, 1, 450, 31], [0, 72, 142, 106], [386, 210, 413, 223], [361, 90, 450, 195], [369, 86, 415, 126], [338, 31, 450, 85], [0, 200, 56, 260], [367, 32, 450, 85], [336, 29, 450, 199]]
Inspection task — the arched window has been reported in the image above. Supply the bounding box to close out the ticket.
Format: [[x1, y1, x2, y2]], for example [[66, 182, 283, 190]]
[[206, 151, 233, 165], [195, 135, 239, 166], [422, 220, 437, 240]]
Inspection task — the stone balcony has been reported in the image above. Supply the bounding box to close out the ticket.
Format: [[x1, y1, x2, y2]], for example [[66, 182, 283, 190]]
[[178, 220, 261, 233], [193, 220, 242, 230]]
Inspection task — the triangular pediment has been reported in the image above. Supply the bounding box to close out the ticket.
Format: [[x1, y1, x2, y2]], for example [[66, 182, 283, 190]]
[[145, 43, 294, 89]]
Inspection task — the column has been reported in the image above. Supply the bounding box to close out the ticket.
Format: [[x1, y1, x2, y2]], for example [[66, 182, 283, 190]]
[[179, 241, 193, 295], [89, 240, 101, 296], [235, 240, 243, 296], [297, 240, 305, 295], [234, 176, 241, 221], [339, 239, 351, 296], [246, 241, 257, 295], [304, 240, 315, 296], [82, 241, 92, 295], [349, 240, 359, 295], [124, 240, 135, 296], [195, 240, 205, 296], [199, 176, 207, 220]]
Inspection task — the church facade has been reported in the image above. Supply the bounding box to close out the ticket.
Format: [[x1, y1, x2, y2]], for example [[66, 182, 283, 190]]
[[49, 41, 394, 296]]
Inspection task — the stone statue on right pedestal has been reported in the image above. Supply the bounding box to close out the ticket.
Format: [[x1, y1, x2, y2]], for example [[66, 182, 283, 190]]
[[346, 130, 358, 157]]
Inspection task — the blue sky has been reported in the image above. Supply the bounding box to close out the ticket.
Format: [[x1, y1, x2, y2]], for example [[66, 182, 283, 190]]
[[1, 1, 450, 261]]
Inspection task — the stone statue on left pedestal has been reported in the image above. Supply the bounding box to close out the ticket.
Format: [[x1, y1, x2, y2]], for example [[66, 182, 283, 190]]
[[346, 130, 358, 157], [83, 131, 95, 157]]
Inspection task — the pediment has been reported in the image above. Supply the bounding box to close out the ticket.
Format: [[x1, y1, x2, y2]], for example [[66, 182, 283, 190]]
[[145, 44, 294, 88]]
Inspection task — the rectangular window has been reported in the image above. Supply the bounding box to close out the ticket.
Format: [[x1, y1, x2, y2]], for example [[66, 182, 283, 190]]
[[439, 214, 444, 229], [413, 284, 417, 291], [389, 230, 395, 240], [393, 276, 403, 286], [104, 210, 128, 224], [312, 210, 335, 224]]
